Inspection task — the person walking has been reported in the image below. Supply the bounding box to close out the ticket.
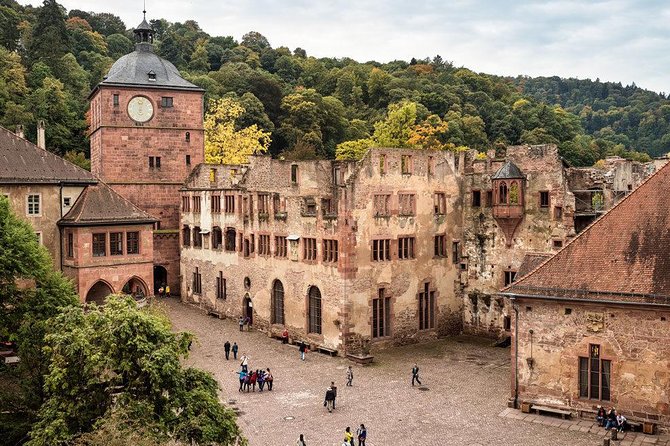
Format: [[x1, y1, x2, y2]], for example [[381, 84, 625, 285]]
[[296, 434, 306, 446], [282, 328, 289, 344], [330, 381, 338, 409], [299, 341, 307, 361], [158, 286, 164, 298], [249, 369, 257, 391], [346, 365, 353, 386], [224, 340, 231, 360], [265, 368, 274, 391], [411, 363, 422, 386], [257, 369, 265, 392], [232, 342, 238, 360], [240, 354, 249, 372], [344, 427, 354, 446], [237, 369, 246, 392], [165, 285, 171, 297], [356, 424, 367, 446], [324, 386, 335, 413], [238, 316, 244, 331]]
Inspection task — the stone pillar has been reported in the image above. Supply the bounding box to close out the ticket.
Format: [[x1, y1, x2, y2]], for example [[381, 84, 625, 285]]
[[15, 125, 24, 139]]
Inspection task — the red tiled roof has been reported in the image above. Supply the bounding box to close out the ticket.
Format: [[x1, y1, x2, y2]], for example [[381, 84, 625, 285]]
[[505, 160, 670, 306]]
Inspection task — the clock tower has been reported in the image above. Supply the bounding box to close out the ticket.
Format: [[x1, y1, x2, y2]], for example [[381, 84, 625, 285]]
[[89, 12, 204, 294]]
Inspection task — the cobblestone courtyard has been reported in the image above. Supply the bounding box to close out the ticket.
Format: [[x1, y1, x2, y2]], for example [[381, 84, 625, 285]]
[[165, 299, 636, 446]]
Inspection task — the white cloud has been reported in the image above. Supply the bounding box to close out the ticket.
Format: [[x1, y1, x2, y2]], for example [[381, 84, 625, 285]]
[[19, 0, 669, 92]]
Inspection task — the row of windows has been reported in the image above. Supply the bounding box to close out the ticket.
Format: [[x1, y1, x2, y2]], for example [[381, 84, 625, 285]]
[[378, 154, 436, 177], [372, 236, 460, 262], [148, 151, 193, 170], [182, 226, 340, 263], [113, 94, 173, 108], [373, 192, 447, 217], [3, 193, 74, 217], [90, 231, 140, 257], [471, 189, 557, 211]]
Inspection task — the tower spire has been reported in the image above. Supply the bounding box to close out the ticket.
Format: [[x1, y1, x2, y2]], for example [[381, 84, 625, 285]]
[[143, 0, 146, 20]]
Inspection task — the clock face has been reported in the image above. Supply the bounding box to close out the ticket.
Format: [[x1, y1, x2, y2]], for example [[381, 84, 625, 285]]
[[127, 96, 154, 123]]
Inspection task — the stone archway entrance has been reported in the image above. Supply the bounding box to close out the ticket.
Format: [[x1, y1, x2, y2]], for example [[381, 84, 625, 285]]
[[243, 294, 253, 325], [122, 277, 148, 299], [86, 281, 113, 305], [153, 265, 167, 294]]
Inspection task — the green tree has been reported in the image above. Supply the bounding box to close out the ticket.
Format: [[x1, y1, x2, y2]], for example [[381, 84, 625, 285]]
[[27, 296, 245, 446], [188, 39, 210, 73], [27, 0, 71, 72], [0, 5, 21, 50], [106, 33, 134, 59], [372, 101, 417, 147]]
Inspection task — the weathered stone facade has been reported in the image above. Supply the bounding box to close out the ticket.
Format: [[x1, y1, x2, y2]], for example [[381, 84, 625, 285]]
[[180, 149, 463, 351]]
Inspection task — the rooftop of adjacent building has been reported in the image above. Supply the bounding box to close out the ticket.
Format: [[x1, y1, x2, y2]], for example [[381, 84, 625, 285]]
[[503, 158, 670, 306]]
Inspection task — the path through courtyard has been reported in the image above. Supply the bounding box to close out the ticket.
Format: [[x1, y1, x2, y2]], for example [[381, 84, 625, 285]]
[[166, 299, 606, 446]]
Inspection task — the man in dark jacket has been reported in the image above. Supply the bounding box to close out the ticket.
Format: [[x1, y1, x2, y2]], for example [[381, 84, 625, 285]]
[[412, 363, 422, 386], [324, 386, 335, 413], [224, 340, 231, 360]]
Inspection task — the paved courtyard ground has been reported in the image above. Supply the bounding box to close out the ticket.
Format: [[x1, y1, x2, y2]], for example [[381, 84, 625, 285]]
[[164, 299, 663, 446]]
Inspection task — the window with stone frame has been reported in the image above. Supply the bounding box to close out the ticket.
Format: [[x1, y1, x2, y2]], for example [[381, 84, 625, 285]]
[[433, 192, 447, 215], [398, 236, 415, 259], [539, 191, 550, 208], [303, 237, 317, 260], [398, 193, 416, 216], [250, 234, 255, 253], [271, 280, 285, 325], [451, 241, 460, 264], [182, 196, 190, 212], [418, 282, 435, 330], [472, 190, 481, 207], [211, 226, 223, 249], [434, 234, 446, 258], [192, 267, 202, 295], [372, 288, 391, 338], [379, 154, 387, 175], [291, 164, 299, 184], [303, 197, 317, 216], [273, 194, 285, 215], [486, 190, 493, 207], [161, 96, 173, 108], [401, 155, 412, 174], [373, 194, 391, 217], [92, 233, 106, 257], [372, 239, 391, 261], [225, 228, 236, 251], [182, 225, 191, 246], [554, 206, 563, 220], [322, 239, 339, 263], [428, 156, 434, 176], [211, 195, 221, 213], [110, 232, 123, 256], [216, 272, 226, 300], [308, 286, 322, 334], [275, 235, 288, 257], [224, 194, 235, 213], [504, 270, 517, 286], [193, 227, 202, 248], [321, 198, 336, 217], [67, 232, 74, 258], [258, 234, 271, 256], [126, 231, 139, 254], [27, 194, 40, 216], [192, 196, 201, 213], [579, 344, 611, 401], [258, 193, 270, 215]]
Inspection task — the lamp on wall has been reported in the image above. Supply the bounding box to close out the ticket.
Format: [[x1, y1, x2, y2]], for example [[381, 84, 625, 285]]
[[526, 329, 535, 369]]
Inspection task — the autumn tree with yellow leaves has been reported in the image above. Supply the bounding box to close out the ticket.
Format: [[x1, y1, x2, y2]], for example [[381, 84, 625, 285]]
[[204, 98, 271, 165]]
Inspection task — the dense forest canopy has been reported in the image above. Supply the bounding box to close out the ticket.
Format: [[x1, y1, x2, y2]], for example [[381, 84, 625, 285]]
[[1, 0, 668, 166]]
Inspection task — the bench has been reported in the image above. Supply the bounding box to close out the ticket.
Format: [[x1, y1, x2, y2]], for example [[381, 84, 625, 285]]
[[317, 346, 338, 357], [531, 404, 572, 419], [627, 421, 643, 432], [207, 309, 223, 319]]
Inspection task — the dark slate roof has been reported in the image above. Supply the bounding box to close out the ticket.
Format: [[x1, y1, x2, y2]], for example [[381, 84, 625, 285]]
[[504, 160, 670, 307], [0, 126, 97, 185], [135, 18, 152, 31], [99, 43, 204, 91], [60, 183, 156, 226], [492, 160, 524, 179]]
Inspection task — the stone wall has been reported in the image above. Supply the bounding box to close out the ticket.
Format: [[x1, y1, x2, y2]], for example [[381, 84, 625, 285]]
[[513, 298, 670, 427]]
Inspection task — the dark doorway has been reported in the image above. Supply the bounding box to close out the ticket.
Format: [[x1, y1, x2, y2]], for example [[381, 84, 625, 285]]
[[243, 294, 253, 325], [122, 277, 148, 299], [153, 265, 167, 294], [86, 281, 113, 305]]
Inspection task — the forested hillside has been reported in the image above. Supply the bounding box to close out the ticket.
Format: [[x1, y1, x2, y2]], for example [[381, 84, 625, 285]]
[[1, 0, 667, 166]]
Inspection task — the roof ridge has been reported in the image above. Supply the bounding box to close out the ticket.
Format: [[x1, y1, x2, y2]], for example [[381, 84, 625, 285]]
[[502, 159, 670, 292], [98, 180, 155, 220]]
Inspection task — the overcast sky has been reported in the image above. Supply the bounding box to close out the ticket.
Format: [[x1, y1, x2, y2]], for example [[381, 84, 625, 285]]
[[24, 0, 670, 93]]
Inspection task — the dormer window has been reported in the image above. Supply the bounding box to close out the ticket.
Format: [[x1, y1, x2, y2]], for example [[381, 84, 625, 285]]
[[148, 71, 156, 81]]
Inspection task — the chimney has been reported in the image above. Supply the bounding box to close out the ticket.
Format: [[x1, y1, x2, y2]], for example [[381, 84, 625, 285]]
[[37, 120, 45, 149], [15, 125, 24, 139]]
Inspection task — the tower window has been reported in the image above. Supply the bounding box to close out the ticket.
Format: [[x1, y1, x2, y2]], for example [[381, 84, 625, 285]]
[[186, 155, 191, 166], [147, 71, 156, 81], [155, 157, 161, 169], [185, 132, 190, 142], [161, 97, 173, 108], [113, 94, 119, 106], [291, 165, 298, 184]]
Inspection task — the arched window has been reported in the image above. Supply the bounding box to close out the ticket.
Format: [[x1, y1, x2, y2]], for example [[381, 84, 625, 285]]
[[509, 181, 519, 205], [271, 280, 285, 325], [308, 286, 322, 334], [499, 182, 508, 205], [86, 280, 113, 305]]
